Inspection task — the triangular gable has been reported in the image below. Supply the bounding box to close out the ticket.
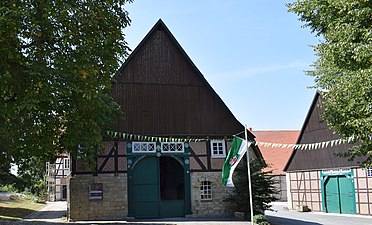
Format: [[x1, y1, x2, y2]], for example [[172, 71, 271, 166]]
[[284, 91, 365, 172], [111, 19, 253, 140]]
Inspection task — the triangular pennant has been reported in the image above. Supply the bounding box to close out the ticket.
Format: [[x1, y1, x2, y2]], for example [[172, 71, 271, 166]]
[[348, 136, 353, 143]]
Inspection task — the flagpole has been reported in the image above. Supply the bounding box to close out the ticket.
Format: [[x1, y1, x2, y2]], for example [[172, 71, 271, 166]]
[[245, 125, 254, 224]]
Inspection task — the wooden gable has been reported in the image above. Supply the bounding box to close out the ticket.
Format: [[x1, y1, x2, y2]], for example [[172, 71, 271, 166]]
[[284, 91, 365, 172], [111, 19, 246, 138]]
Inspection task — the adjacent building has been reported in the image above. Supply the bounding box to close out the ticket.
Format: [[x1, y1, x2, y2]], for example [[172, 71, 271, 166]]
[[46, 154, 70, 201], [284, 91, 372, 215], [253, 130, 299, 201]]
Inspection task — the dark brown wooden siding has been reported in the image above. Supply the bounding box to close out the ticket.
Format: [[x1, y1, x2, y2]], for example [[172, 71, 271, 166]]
[[286, 92, 366, 172], [111, 20, 244, 137]]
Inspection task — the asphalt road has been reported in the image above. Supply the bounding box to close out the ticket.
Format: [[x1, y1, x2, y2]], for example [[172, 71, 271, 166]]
[[266, 202, 372, 225], [2, 201, 372, 225], [2, 201, 252, 225]]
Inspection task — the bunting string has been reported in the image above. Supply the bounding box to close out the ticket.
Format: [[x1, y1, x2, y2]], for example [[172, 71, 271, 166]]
[[255, 135, 357, 150], [106, 130, 357, 150], [105, 130, 208, 142]]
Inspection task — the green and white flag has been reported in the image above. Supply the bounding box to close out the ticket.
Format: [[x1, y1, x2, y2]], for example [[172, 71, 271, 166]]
[[222, 137, 251, 187]]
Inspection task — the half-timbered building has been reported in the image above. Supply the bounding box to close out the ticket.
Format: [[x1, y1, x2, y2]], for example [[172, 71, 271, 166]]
[[284, 91, 372, 215], [46, 154, 70, 201], [67, 19, 261, 220]]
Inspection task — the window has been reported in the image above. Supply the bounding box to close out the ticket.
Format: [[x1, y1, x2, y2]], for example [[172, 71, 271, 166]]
[[210, 140, 226, 158], [367, 168, 372, 177], [132, 142, 156, 153], [64, 158, 70, 169], [161, 142, 184, 153], [200, 181, 212, 201], [90, 183, 103, 200], [46, 162, 50, 176]]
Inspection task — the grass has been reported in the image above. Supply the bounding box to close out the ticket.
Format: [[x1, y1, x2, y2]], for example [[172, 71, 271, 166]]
[[0, 195, 45, 221]]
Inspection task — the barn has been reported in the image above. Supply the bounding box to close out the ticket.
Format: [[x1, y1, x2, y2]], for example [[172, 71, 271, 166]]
[[253, 130, 299, 201], [284, 91, 372, 215], [67, 19, 262, 220]]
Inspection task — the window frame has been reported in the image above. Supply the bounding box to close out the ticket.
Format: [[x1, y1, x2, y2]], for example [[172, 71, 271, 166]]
[[64, 158, 70, 169], [132, 142, 156, 153], [161, 142, 184, 153], [366, 167, 372, 177], [210, 139, 226, 158], [200, 181, 212, 201]]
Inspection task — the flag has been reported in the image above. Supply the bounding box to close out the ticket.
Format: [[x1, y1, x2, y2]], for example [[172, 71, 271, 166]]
[[222, 137, 251, 187]]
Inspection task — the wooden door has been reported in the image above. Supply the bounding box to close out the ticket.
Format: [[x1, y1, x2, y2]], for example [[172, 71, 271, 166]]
[[324, 176, 341, 213], [324, 175, 356, 214], [133, 156, 160, 218]]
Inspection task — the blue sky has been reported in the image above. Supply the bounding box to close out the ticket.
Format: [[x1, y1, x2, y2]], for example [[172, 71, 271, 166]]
[[123, 0, 319, 131]]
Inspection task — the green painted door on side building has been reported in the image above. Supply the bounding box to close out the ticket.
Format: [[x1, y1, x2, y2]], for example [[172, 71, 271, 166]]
[[323, 175, 356, 214], [338, 176, 356, 214], [324, 176, 340, 213]]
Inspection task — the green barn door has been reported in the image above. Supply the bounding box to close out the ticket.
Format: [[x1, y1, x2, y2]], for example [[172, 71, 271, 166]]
[[324, 176, 341, 213], [133, 156, 160, 218], [322, 171, 356, 214], [127, 142, 192, 218], [338, 176, 356, 214]]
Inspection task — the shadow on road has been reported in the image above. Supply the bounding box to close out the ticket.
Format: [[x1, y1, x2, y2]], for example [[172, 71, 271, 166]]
[[0, 217, 250, 225], [128, 217, 244, 222], [26, 210, 66, 219], [0, 207, 36, 219], [267, 215, 322, 225], [2, 221, 174, 225]]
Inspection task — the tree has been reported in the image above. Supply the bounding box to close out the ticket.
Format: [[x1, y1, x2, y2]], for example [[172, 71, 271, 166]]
[[225, 158, 278, 219], [0, 0, 133, 179], [287, 0, 372, 164]]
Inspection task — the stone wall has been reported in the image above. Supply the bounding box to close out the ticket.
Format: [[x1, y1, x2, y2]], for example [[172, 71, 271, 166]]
[[189, 171, 235, 217], [68, 171, 237, 220], [68, 173, 127, 221]]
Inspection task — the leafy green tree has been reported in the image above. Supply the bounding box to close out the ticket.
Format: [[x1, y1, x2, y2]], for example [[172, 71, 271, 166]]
[[225, 158, 278, 219], [287, 0, 372, 164], [0, 0, 133, 179]]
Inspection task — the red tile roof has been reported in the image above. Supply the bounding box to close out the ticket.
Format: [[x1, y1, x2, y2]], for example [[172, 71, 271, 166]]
[[253, 130, 300, 175]]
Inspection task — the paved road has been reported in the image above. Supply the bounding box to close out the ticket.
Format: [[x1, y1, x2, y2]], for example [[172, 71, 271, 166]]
[[266, 202, 372, 225], [5, 200, 372, 225], [0, 192, 12, 200], [1, 201, 252, 225], [23, 201, 67, 223]]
